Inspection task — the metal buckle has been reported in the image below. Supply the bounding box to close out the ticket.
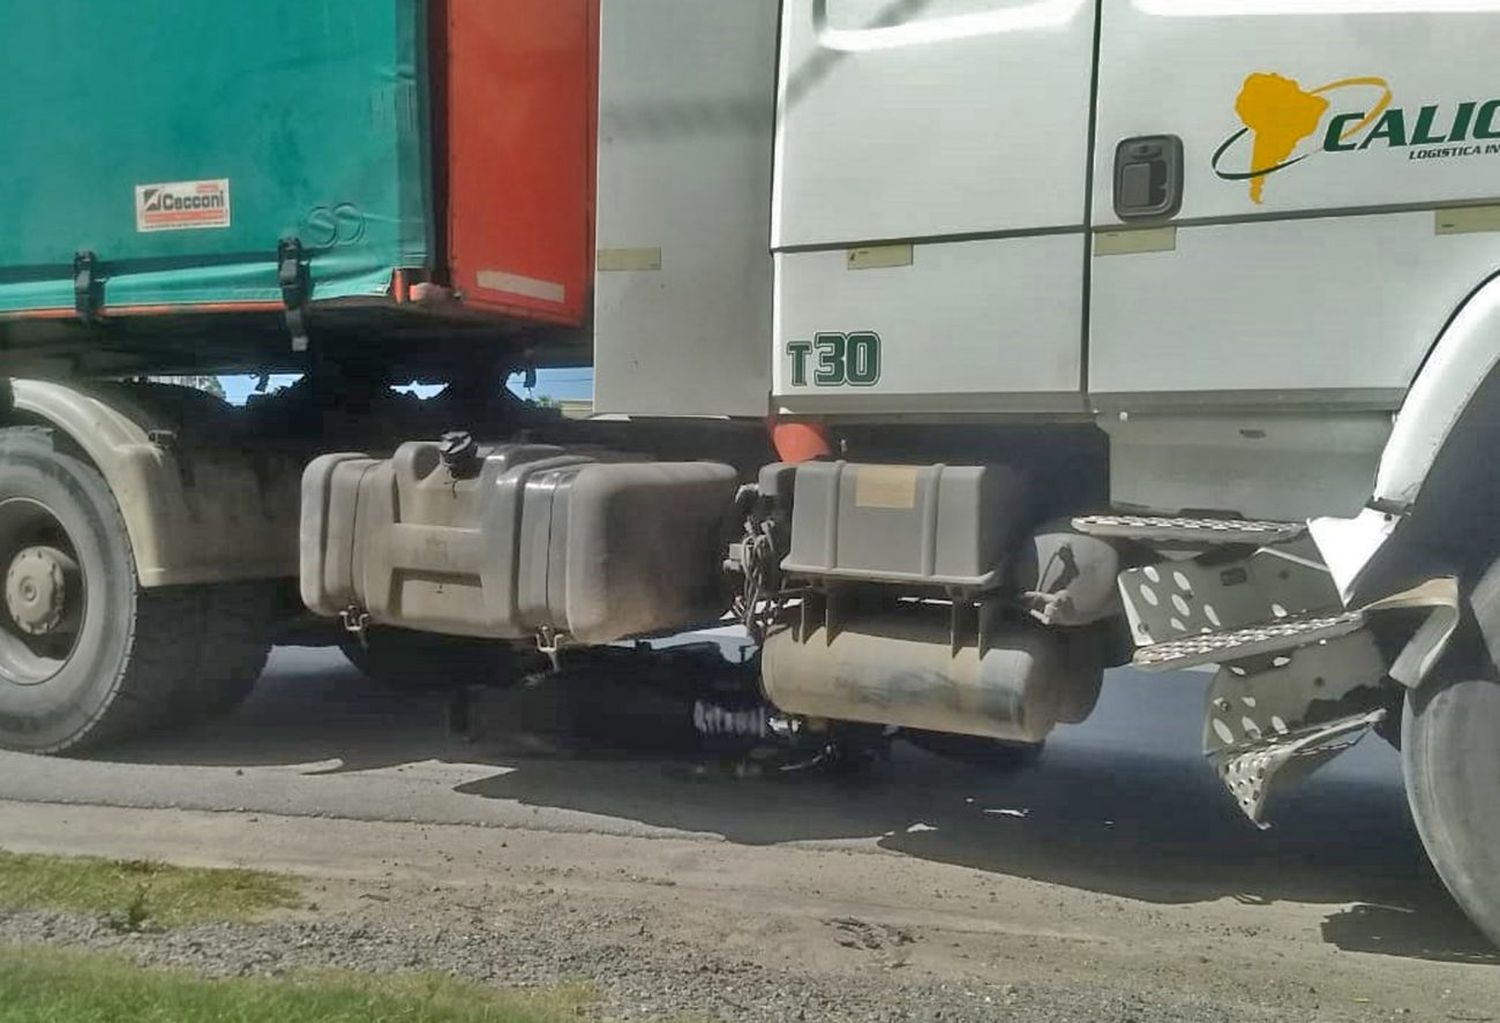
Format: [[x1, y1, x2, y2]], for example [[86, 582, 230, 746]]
[[73, 251, 100, 323], [339, 606, 371, 648], [535, 626, 566, 670], [277, 237, 310, 352]]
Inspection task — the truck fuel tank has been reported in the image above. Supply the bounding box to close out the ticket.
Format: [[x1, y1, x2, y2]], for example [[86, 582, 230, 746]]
[[301, 440, 737, 645]]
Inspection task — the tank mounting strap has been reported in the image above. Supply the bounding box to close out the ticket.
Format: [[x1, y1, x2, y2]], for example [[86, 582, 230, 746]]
[[277, 237, 310, 353]]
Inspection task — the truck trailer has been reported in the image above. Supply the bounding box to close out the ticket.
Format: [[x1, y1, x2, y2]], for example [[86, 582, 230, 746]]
[[4, 0, 1500, 947]]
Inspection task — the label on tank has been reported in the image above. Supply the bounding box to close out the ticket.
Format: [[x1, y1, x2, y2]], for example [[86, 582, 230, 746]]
[[134, 179, 231, 232]]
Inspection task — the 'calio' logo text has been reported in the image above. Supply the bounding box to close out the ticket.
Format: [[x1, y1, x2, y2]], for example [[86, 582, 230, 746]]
[[1211, 73, 1500, 203]]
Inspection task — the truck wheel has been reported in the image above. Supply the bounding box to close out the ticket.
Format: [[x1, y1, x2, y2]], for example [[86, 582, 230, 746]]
[[1402, 555, 1500, 947], [0, 428, 195, 752], [1402, 678, 1500, 946], [339, 627, 516, 691], [166, 582, 275, 723]]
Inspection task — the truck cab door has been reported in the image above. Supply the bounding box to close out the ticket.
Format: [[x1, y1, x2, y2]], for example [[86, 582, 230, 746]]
[[1089, 1, 1500, 411], [772, 0, 1099, 416]]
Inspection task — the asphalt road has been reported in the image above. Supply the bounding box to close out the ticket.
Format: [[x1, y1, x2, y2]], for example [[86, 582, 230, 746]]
[[1, 645, 1496, 1019]]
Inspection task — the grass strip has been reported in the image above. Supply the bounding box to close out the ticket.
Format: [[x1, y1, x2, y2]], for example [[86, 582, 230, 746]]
[[0, 850, 299, 930], [0, 945, 594, 1023]]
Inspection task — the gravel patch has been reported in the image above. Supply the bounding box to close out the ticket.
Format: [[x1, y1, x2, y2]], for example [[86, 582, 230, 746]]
[[0, 903, 1367, 1023]]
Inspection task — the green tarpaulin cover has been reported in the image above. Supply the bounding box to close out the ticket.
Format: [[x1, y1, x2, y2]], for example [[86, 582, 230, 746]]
[[0, 1, 431, 313]]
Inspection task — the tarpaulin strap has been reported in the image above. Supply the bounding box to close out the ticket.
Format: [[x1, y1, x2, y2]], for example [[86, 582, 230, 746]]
[[277, 237, 311, 352], [73, 251, 100, 323]]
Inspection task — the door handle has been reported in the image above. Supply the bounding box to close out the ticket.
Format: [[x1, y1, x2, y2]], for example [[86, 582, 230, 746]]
[[1113, 135, 1184, 221]]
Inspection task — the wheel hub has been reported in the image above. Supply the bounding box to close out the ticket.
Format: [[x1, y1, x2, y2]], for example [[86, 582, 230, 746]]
[[5, 545, 80, 636]]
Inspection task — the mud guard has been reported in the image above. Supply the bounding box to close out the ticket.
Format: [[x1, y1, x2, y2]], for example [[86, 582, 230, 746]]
[[1313, 272, 1500, 604], [5, 379, 300, 586]]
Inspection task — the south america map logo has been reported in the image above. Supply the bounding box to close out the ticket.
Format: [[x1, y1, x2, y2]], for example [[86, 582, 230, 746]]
[[1212, 73, 1500, 204]]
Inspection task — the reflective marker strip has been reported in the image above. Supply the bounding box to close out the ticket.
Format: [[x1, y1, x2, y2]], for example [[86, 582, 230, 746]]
[[1093, 227, 1177, 256], [1435, 205, 1500, 235], [847, 243, 913, 270], [475, 270, 566, 304], [596, 248, 663, 272]]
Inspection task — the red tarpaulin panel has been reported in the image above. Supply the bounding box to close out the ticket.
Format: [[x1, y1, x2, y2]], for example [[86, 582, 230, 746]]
[[443, 0, 597, 326]]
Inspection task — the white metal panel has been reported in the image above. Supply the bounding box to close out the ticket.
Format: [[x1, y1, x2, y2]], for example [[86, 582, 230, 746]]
[[774, 0, 1097, 247], [592, 0, 778, 418], [1089, 211, 1500, 396], [1091, 0, 1500, 403], [1103, 412, 1390, 521], [774, 235, 1086, 414], [1092, 0, 1500, 225]]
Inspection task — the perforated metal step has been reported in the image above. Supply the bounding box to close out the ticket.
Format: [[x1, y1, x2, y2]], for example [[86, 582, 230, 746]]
[[1073, 514, 1305, 547], [1132, 610, 1365, 671], [1119, 547, 1338, 646]]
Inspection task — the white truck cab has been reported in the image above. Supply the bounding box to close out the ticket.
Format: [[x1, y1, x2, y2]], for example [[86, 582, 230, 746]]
[[586, 0, 1500, 944]]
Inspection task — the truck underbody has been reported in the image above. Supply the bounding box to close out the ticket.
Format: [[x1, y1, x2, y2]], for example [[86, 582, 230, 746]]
[[0, 365, 1438, 818]]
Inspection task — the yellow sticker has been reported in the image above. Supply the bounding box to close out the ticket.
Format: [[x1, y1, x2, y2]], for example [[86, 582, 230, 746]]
[[596, 248, 663, 271], [847, 244, 914, 270], [854, 465, 918, 510], [1435, 205, 1500, 235], [1094, 227, 1176, 256]]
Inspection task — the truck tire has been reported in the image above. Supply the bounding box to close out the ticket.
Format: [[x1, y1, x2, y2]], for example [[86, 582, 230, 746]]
[[1402, 556, 1500, 947], [0, 428, 198, 752], [340, 627, 517, 691], [167, 582, 275, 723]]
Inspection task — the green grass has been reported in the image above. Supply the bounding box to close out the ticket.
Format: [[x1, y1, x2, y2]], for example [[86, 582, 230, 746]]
[[0, 850, 300, 930], [0, 946, 593, 1023]]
